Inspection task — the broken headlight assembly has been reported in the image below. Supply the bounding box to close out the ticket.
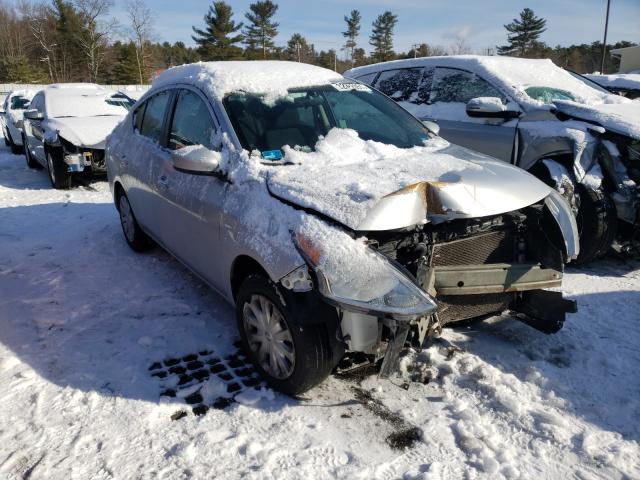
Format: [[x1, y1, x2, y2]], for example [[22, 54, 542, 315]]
[[294, 232, 437, 320]]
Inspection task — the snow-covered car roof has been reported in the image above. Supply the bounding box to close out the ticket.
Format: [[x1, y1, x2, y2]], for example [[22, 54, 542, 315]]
[[152, 61, 344, 103], [346, 55, 626, 109]]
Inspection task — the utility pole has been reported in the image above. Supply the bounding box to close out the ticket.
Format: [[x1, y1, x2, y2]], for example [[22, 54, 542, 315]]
[[412, 43, 420, 58], [295, 42, 301, 62], [334, 51, 337, 71], [601, 0, 611, 73]]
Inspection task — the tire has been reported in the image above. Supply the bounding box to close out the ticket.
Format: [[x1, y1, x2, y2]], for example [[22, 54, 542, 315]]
[[22, 134, 41, 169], [46, 149, 72, 189], [116, 190, 154, 252], [7, 131, 23, 155], [4, 133, 9, 146], [574, 184, 617, 263], [533, 162, 616, 264], [236, 274, 340, 395]]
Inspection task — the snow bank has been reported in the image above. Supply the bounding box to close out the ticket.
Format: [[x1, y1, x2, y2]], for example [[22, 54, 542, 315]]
[[152, 61, 343, 103]]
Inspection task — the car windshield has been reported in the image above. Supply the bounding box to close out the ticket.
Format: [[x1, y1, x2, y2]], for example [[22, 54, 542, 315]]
[[10, 96, 30, 110], [223, 84, 431, 159], [524, 86, 576, 103], [48, 93, 129, 118]]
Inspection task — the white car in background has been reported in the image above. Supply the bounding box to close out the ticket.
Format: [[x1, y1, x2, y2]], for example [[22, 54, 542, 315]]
[[22, 83, 129, 189], [1, 89, 36, 154]]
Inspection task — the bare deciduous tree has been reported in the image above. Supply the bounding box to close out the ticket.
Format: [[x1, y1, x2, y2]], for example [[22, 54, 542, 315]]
[[74, 0, 118, 82], [125, 0, 154, 84]]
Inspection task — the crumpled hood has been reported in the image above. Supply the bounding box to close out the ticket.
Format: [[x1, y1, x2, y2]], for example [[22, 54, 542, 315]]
[[553, 100, 640, 140], [48, 115, 125, 149], [266, 140, 552, 231]]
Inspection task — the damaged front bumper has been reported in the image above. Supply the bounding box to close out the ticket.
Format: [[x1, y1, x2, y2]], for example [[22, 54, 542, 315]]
[[63, 149, 107, 174]]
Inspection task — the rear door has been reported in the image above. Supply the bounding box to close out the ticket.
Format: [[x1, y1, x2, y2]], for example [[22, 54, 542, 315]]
[[124, 89, 173, 235], [419, 67, 517, 162]]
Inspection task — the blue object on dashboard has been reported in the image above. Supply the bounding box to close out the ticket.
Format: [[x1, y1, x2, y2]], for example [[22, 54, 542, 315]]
[[262, 149, 283, 161]]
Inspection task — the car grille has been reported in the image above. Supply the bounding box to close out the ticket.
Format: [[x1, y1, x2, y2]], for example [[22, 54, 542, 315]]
[[430, 230, 516, 267], [436, 293, 514, 323]]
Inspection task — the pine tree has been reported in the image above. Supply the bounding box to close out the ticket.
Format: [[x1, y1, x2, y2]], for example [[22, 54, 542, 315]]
[[369, 11, 397, 62], [110, 41, 140, 84], [342, 10, 361, 66], [243, 0, 279, 59], [285, 33, 314, 63], [192, 1, 243, 61], [497, 8, 547, 57]]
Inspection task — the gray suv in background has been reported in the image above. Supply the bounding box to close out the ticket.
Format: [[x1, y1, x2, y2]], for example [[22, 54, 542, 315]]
[[346, 55, 640, 262], [107, 61, 577, 394]]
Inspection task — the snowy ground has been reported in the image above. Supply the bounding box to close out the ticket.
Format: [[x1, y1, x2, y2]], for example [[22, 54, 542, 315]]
[[0, 144, 638, 480]]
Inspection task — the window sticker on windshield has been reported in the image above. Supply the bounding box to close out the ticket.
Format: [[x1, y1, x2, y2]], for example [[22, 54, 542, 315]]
[[262, 149, 283, 161], [331, 82, 371, 92]]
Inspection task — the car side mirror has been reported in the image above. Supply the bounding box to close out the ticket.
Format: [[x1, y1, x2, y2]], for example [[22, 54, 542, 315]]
[[422, 120, 440, 136], [466, 97, 520, 119], [24, 109, 44, 121], [171, 144, 221, 175]]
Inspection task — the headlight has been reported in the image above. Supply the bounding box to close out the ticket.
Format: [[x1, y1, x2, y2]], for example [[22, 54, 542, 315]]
[[295, 231, 437, 320]]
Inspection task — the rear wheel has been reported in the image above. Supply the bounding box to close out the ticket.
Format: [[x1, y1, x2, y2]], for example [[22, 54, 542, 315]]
[[4, 133, 9, 146], [22, 134, 41, 169], [46, 149, 72, 189], [236, 274, 340, 395], [7, 131, 22, 155], [117, 190, 153, 252]]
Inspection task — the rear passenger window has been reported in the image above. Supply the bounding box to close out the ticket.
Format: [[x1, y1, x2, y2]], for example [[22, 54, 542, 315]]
[[139, 91, 170, 143], [430, 68, 505, 104], [375, 68, 424, 103]]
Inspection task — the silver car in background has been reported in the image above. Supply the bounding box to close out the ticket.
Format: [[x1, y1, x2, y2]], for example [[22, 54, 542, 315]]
[[107, 61, 578, 394], [22, 83, 129, 189], [346, 56, 640, 262], [1, 89, 36, 154]]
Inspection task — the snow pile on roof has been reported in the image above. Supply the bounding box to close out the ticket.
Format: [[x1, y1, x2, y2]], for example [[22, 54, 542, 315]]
[[346, 55, 628, 108], [152, 61, 343, 103], [584, 73, 640, 90]]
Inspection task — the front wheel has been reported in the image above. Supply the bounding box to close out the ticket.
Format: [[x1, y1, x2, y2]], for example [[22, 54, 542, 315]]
[[236, 275, 340, 395], [574, 184, 617, 263], [23, 135, 41, 169], [46, 150, 72, 189], [7, 131, 23, 155]]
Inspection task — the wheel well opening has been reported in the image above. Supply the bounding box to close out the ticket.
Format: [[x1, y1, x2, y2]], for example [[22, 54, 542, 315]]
[[113, 181, 125, 210], [231, 256, 269, 300]]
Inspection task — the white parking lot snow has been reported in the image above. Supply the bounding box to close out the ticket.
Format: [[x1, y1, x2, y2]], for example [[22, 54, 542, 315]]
[[0, 145, 638, 479]]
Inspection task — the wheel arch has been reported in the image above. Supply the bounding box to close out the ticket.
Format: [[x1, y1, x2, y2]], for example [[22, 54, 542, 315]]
[[230, 255, 271, 301]]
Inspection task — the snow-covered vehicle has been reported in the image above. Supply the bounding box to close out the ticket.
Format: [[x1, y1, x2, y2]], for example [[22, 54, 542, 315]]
[[345, 56, 640, 262], [583, 73, 640, 100], [107, 61, 578, 394], [22, 84, 129, 189], [1, 89, 36, 154]]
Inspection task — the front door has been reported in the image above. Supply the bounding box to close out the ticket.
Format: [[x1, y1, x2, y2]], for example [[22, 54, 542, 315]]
[[152, 88, 227, 291]]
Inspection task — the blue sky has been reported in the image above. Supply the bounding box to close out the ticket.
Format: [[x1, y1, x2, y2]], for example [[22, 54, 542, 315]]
[[115, 0, 638, 57]]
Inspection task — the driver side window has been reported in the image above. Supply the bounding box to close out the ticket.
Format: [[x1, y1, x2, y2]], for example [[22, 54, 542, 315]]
[[168, 90, 217, 151], [430, 68, 505, 104], [30, 93, 44, 114]]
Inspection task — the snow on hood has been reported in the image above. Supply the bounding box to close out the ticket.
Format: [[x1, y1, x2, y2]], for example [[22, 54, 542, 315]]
[[48, 116, 124, 149], [584, 73, 640, 91], [553, 100, 640, 140], [265, 129, 551, 231], [152, 61, 343, 103]]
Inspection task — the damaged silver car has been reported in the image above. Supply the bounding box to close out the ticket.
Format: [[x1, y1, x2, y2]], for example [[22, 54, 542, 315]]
[[106, 61, 578, 394], [22, 84, 129, 189], [345, 56, 640, 262]]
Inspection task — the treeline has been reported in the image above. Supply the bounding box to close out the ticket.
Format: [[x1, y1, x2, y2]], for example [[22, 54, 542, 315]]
[[0, 0, 636, 85]]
